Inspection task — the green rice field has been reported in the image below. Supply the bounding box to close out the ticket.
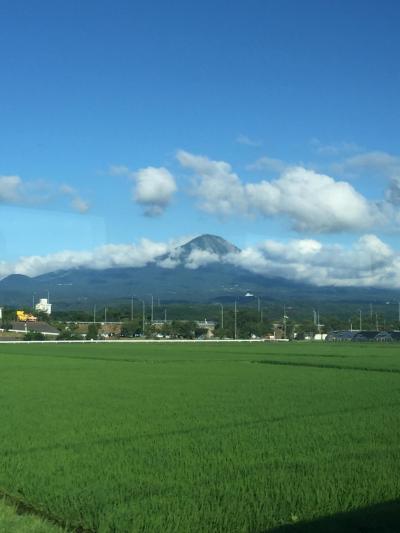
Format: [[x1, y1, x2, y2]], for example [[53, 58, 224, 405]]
[[0, 341, 400, 532]]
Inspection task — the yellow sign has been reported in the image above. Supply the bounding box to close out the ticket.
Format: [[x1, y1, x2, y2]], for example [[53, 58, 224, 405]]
[[16, 311, 37, 322]]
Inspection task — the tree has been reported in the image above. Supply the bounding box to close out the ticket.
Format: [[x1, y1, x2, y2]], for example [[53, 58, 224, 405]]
[[86, 323, 99, 340], [24, 331, 46, 341], [120, 319, 142, 337], [169, 320, 196, 339], [57, 328, 81, 340], [160, 322, 172, 337]]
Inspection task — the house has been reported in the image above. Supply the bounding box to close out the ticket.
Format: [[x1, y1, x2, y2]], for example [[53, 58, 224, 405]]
[[35, 298, 52, 315], [8, 321, 59, 337]]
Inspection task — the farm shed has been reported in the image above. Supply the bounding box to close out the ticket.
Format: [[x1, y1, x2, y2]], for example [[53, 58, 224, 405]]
[[352, 331, 380, 342], [326, 330, 400, 342], [325, 330, 357, 342]]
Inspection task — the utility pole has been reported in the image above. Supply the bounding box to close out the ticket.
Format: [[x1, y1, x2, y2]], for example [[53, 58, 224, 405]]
[[234, 301, 237, 340], [218, 303, 224, 330], [104, 307, 107, 324], [150, 294, 154, 323], [375, 312, 379, 331], [359, 309, 362, 331], [131, 296, 134, 321], [257, 297, 262, 321], [283, 305, 286, 339], [93, 304, 96, 323], [142, 300, 145, 335], [164, 308, 167, 323]]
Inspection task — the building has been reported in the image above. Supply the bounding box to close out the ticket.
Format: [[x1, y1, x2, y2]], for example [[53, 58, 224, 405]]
[[9, 321, 59, 336], [326, 330, 400, 342], [314, 333, 327, 341], [35, 298, 52, 315]]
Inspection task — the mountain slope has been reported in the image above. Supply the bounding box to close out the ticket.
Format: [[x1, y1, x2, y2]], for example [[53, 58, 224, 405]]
[[0, 234, 399, 309]]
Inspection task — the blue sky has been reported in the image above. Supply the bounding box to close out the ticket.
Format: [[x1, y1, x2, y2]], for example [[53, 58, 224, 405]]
[[1, 0, 400, 286]]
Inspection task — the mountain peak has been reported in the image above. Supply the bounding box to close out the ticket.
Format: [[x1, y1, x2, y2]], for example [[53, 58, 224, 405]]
[[179, 234, 240, 256]]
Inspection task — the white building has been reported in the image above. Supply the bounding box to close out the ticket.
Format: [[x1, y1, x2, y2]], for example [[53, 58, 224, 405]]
[[35, 298, 52, 315]]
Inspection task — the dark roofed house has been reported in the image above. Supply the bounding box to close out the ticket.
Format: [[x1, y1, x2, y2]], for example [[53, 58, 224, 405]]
[[9, 321, 60, 336]]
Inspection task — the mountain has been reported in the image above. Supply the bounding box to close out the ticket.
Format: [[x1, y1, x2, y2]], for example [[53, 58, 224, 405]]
[[0, 234, 399, 310], [156, 234, 240, 265], [178, 234, 240, 257]]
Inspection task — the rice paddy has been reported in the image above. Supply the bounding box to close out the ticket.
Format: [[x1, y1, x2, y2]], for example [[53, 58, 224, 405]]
[[0, 341, 399, 532]]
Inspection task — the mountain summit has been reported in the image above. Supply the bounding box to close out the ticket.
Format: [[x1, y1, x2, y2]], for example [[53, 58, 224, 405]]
[[178, 234, 240, 258]]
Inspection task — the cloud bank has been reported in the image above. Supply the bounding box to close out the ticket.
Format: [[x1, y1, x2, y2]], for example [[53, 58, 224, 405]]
[[1, 234, 400, 289], [0, 239, 173, 279], [226, 234, 399, 288]]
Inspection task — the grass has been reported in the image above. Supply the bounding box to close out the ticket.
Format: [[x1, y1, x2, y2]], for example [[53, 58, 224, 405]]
[[0, 342, 399, 531], [0, 498, 63, 532]]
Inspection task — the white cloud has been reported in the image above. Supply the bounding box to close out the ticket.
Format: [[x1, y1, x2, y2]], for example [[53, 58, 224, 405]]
[[0, 175, 24, 203], [249, 167, 381, 232], [337, 151, 400, 176], [310, 138, 363, 156], [236, 134, 262, 147], [247, 156, 286, 174], [177, 150, 248, 216], [177, 150, 381, 232], [0, 238, 173, 279], [331, 151, 400, 199], [225, 234, 400, 288], [0, 175, 52, 205], [71, 196, 90, 214], [133, 166, 177, 217], [156, 255, 181, 269], [185, 249, 220, 269], [331, 150, 400, 215], [0, 175, 89, 213], [60, 185, 90, 214], [386, 176, 400, 206], [109, 164, 177, 216], [108, 165, 131, 177], [1, 233, 400, 289]]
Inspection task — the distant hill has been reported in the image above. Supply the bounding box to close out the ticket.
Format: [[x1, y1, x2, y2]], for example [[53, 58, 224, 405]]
[[0, 234, 399, 310]]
